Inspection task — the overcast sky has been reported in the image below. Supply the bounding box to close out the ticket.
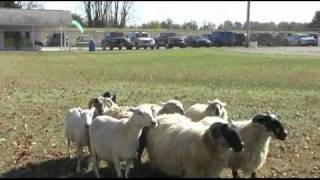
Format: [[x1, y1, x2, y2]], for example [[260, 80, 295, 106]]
[[42, 1, 320, 26]]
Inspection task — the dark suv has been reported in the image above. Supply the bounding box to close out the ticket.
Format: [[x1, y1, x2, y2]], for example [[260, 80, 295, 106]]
[[101, 32, 133, 50], [47, 33, 69, 47], [167, 36, 187, 48], [185, 35, 211, 47], [155, 32, 177, 49]]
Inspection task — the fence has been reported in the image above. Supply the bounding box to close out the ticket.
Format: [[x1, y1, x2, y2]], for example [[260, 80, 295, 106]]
[[2, 27, 320, 51]]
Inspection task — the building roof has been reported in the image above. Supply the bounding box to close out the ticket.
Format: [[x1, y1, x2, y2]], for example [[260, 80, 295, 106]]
[[0, 8, 72, 26]]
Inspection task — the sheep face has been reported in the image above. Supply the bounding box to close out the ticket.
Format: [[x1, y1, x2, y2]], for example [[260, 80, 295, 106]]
[[207, 99, 226, 117], [88, 97, 107, 115], [160, 100, 185, 115], [102, 91, 117, 103], [105, 98, 120, 112], [209, 122, 244, 153], [81, 108, 95, 127], [129, 107, 158, 128], [252, 112, 288, 141]]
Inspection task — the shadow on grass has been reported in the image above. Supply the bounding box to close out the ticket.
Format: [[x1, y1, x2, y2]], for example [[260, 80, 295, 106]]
[[1, 156, 170, 178]]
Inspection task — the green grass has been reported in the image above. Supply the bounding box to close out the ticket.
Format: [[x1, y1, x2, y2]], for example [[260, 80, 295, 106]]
[[0, 48, 320, 177]]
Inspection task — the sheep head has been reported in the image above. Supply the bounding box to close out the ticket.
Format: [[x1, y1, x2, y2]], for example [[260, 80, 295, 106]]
[[207, 99, 227, 117], [204, 122, 244, 153], [102, 91, 117, 103], [159, 100, 185, 115], [81, 107, 95, 127], [128, 106, 158, 128], [252, 112, 288, 141]]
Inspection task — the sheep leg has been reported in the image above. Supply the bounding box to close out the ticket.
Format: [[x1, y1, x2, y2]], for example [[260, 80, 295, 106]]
[[66, 138, 71, 159], [76, 145, 83, 174], [92, 151, 101, 178], [251, 172, 256, 178], [113, 158, 123, 178], [232, 169, 240, 178], [124, 160, 133, 178]]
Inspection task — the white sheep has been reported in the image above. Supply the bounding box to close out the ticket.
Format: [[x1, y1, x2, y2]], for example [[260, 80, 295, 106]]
[[136, 99, 185, 165], [146, 113, 244, 178], [185, 99, 229, 122], [64, 106, 95, 173], [89, 106, 158, 178], [199, 112, 288, 178]]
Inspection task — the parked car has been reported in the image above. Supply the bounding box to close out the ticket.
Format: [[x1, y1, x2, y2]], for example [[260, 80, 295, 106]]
[[101, 32, 133, 50], [76, 35, 91, 47], [202, 33, 214, 45], [308, 33, 318, 46], [128, 31, 155, 49], [234, 33, 246, 46], [166, 36, 187, 48], [250, 32, 274, 46], [274, 32, 292, 46], [185, 35, 210, 47], [155, 32, 177, 49], [287, 34, 317, 46], [210, 31, 236, 46], [47, 32, 69, 47]]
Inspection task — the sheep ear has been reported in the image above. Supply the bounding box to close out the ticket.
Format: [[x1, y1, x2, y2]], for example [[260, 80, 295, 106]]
[[221, 101, 227, 106], [88, 98, 98, 108], [111, 95, 117, 103], [207, 100, 212, 104], [160, 101, 166, 105], [128, 107, 139, 113], [102, 91, 111, 98]]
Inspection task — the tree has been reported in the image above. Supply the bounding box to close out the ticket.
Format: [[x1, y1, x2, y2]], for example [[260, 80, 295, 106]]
[[309, 10, 320, 28], [182, 21, 198, 30], [234, 22, 243, 30], [18, 1, 44, 9], [83, 1, 133, 28]]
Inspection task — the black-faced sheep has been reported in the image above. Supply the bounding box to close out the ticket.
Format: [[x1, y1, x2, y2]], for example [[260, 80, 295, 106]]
[[146, 113, 244, 178]]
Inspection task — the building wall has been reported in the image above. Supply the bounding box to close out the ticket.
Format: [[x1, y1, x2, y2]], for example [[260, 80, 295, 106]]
[[0, 25, 41, 50]]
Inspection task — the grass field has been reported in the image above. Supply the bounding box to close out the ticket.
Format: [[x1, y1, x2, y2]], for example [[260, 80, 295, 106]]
[[0, 48, 320, 177]]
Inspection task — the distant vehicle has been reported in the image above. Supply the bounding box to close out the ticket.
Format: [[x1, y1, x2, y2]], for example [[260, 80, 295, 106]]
[[47, 32, 69, 47], [287, 34, 317, 46], [250, 32, 274, 46], [101, 32, 133, 50], [274, 32, 292, 46], [167, 36, 187, 48], [234, 33, 246, 46], [128, 31, 155, 49], [76, 35, 91, 47], [202, 33, 214, 45], [308, 33, 318, 46], [185, 35, 211, 47], [210, 31, 236, 46], [155, 32, 177, 49]]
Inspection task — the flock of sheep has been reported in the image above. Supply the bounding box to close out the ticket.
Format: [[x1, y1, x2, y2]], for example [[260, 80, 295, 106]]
[[64, 90, 288, 178]]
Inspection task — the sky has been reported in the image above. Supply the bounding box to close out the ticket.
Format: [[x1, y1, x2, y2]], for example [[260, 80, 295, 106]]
[[41, 1, 320, 26]]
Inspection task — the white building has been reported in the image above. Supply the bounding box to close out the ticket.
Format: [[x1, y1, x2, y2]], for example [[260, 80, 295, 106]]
[[0, 8, 72, 51]]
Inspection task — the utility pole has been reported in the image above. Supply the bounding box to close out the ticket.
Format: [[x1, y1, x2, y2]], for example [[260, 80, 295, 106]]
[[246, 1, 251, 47]]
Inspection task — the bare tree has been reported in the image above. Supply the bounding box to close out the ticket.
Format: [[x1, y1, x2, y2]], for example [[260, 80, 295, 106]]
[[119, 1, 133, 28], [83, 1, 133, 28], [18, 1, 44, 9]]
